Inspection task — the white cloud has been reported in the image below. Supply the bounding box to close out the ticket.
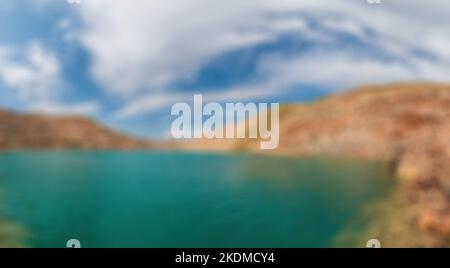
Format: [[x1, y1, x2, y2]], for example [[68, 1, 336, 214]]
[[114, 45, 450, 120], [0, 42, 63, 102], [114, 82, 283, 120], [30, 101, 100, 116], [77, 0, 281, 96], [72, 0, 450, 119], [78, 0, 370, 96], [114, 94, 181, 119], [0, 41, 101, 117], [257, 51, 450, 91]]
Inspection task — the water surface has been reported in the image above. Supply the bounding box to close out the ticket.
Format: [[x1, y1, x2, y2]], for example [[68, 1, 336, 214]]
[[0, 151, 392, 247]]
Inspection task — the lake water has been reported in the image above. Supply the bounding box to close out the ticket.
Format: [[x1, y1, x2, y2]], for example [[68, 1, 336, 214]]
[[0, 151, 393, 248]]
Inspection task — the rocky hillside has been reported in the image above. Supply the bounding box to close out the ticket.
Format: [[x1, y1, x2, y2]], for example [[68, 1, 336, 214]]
[[181, 82, 450, 247], [0, 109, 152, 150]]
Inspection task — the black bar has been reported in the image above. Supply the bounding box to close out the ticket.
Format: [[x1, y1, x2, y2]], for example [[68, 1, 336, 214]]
[[0, 248, 447, 267]]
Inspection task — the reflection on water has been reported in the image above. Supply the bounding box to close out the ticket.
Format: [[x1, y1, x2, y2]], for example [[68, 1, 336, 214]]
[[0, 151, 393, 248]]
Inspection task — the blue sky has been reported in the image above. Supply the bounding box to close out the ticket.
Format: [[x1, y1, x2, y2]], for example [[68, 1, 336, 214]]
[[0, 0, 450, 138]]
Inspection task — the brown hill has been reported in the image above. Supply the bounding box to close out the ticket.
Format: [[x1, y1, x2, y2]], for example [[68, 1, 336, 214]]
[[180, 82, 450, 247], [0, 109, 152, 150]]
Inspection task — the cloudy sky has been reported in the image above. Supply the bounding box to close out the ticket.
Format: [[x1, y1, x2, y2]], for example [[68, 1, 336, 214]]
[[0, 0, 449, 137]]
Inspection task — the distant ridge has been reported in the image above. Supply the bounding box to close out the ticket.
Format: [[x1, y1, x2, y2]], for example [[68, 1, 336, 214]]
[[0, 109, 153, 150]]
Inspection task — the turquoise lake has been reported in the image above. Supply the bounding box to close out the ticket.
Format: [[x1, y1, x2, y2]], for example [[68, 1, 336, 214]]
[[0, 151, 393, 248]]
